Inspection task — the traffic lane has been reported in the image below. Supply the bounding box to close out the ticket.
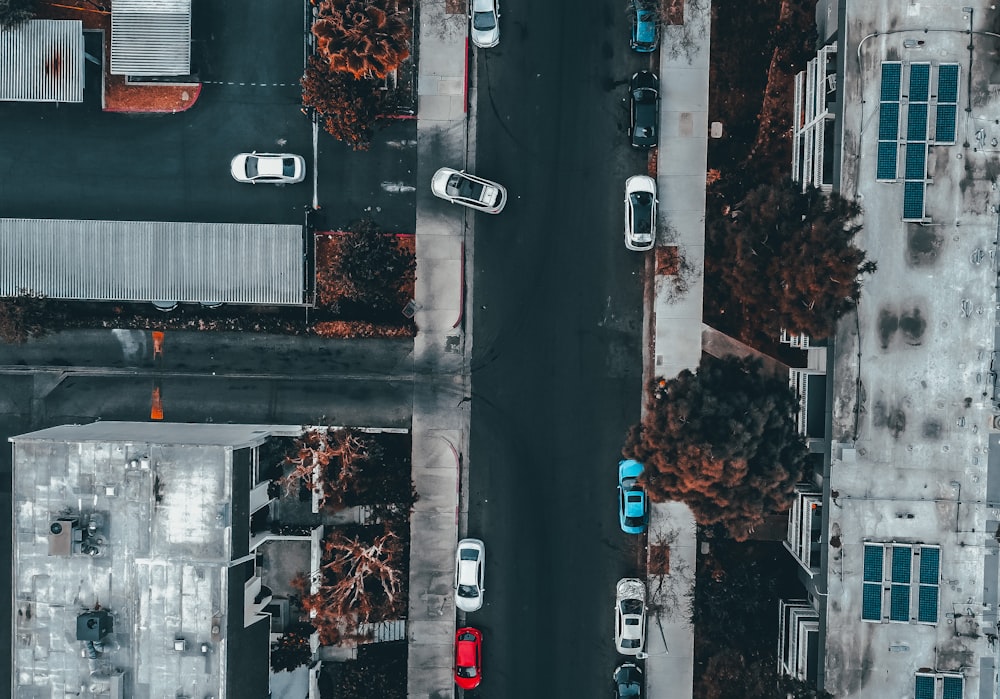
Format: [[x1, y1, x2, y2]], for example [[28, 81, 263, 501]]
[[0, 329, 416, 378], [315, 119, 418, 233], [468, 0, 647, 693], [41, 374, 414, 427]]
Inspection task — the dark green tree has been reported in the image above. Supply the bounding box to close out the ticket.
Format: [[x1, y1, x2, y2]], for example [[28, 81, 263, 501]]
[[705, 179, 875, 341], [0, 0, 34, 29], [624, 356, 807, 540], [0, 291, 50, 344], [334, 218, 415, 313]]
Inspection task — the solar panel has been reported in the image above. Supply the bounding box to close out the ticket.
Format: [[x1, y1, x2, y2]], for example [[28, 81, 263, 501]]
[[879, 103, 900, 139], [943, 676, 963, 699], [917, 584, 938, 623], [881, 62, 902, 101], [905, 143, 927, 180], [907, 103, 928, 141], [891, 546, 912, 582], [890, 583, 910, 621], [936, 105, 957, 143], [919, 547, 940, 584], [877, 142, 898, 180], [938, 64, 960, 103], [863, 544, 883, 582], [862, 582, 882, 620], [909, 63, 930, 101], [903, 181, 925, 220], [915, 675, 935, 699]]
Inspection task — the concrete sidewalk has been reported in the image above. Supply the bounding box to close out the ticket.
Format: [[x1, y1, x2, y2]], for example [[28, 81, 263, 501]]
[[407, 0, 472, 696], [642, 0, 712, 696]]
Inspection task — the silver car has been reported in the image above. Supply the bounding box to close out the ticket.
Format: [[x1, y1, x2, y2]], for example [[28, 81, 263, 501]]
[[470, 0, 500, 48], [614, 578, 646, 655], [431, 167, 507, 214], [454, 538, 486, 612], [230, 152, 305, 184]]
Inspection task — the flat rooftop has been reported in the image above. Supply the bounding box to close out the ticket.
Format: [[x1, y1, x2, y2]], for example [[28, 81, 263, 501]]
[[826, 2, 1000, 697], [10, 422, 281, 699]]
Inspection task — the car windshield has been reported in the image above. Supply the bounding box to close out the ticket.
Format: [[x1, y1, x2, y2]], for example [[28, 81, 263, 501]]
[[621, 599, 644, 615], [618, 676, 641, 698], [447, 174, 485, 201], [458, 584, 479, 597], [457, 664, 478, 678], [621, 637, 641, 648], [630, 192, 652, 231], [245, 158, 259, 178], [621, 476, 637, 489], [281, 158, 296, 176], [633, 87, 655, 104], [624, 514, 645, 526], [459, 548, 479, 561], [473, 11, 495, 29]]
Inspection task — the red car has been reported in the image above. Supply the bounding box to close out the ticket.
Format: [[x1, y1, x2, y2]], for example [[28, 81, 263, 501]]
[[454, 627, 483, 690]]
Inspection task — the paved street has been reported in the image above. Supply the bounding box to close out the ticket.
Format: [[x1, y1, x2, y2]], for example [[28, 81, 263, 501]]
[[466, 0, 652, 694]]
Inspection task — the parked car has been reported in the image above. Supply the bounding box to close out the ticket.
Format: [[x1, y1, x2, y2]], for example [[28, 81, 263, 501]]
[[454, 627, 484, 689], [618, 459, 648, 533], [431, 167, 508, 214], [470, 0, 500, 48], [630, 0, 658, 52], [230, 152, 305, 184], [614, 578, 646, 655], [629, 71, 659, 149], [624, 175, 657, 251], [454, 538, 486, 612], [614, 662, 643, 698]]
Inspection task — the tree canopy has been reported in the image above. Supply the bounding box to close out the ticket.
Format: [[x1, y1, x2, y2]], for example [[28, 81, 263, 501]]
[[312, 0, 410, 80], [0, 0, 34, 28], [624, 356, 807, 540], [301, 56, 382, 150], [705, 180, 875, 341]]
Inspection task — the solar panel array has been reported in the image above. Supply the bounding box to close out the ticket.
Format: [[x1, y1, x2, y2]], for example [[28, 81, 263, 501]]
[[861, 543, 941, 624], [915, 674, 963, 699], [876, 62, 962, 221]]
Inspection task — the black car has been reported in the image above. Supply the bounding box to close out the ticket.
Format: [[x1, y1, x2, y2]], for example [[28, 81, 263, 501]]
[[629, 71, 659, 149], [614, 663, 643, 699]]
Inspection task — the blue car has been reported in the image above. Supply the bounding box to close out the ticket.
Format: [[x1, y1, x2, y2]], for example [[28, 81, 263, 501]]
[[630, 0, 658, 53], [618, 459, 648, 534]]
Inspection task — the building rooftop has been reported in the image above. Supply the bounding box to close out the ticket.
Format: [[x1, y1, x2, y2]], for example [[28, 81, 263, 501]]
[[825, 2, 1000, 697], [10, 422, 288, 699]]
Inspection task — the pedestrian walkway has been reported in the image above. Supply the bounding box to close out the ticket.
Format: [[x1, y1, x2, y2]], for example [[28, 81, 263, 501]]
[[642, 0, 713, 696], [407, 0, 472, 695]]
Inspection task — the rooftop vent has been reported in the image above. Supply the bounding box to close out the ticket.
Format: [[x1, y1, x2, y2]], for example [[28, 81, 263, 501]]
[[76, 610, 113, 641]]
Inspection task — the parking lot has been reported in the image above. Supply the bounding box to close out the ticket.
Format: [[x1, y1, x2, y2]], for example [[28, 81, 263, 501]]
[[0, 0, 416, 231]]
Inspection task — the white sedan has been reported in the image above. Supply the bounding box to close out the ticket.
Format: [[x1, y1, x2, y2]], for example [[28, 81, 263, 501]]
[[614, 578, 646, 655], [624, 175, 657, 251], [431, 168, 507, 214], [470, 0, 500, 48], [454, 538, 486, 612], [230, 152, 305, 184]]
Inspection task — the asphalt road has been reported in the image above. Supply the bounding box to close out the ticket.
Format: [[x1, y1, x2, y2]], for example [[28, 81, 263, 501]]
[[466, 0, 654, 695]]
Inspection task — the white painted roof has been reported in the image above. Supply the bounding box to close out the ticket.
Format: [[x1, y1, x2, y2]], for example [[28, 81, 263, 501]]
[[0, 19, 83, 102]]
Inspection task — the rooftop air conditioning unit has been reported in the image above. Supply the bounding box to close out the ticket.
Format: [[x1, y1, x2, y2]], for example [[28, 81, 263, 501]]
[[48, 518, 78, 556]]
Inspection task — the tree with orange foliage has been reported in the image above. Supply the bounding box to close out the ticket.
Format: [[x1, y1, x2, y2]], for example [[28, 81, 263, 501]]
[[623, 356, 807, 540], [294, 525, 406, 645], [280, 427, 379, 510], [301, 56, 382, 150], [312, 0, 411, 79]]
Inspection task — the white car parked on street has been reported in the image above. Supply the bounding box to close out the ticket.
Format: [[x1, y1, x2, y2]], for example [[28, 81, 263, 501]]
[[614, 577, 646, 655], [470, 0, 500, 48], [230, 152, 305, 184], [624, 175, 657, 251], [454, 538, 486, 612]]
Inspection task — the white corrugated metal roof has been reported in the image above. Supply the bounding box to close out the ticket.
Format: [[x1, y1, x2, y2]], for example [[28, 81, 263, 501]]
[[0, 19, 83, 102], [0, 219, 305, 305], [111, 0, 191, 76]]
